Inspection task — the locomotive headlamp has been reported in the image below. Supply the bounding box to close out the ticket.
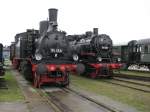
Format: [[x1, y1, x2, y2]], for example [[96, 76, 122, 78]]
[[118, 58, 121, 62], [73, 54, 79, 61], [35, 53, 42, 61], [97, 57, 102, 62]]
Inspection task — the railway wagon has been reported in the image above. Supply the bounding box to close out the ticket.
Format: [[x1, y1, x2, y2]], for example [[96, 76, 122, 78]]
[[0, 43, 5, 76], [128, 39, 150, 69], [10, 9, 76, 88], [113, 38, 150, 70], [68, 28, 121, 78]]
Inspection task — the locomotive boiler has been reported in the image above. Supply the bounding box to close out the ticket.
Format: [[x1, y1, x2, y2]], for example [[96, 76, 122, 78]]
[[10, 9, 76, 87], [68, 28, 121, 78]]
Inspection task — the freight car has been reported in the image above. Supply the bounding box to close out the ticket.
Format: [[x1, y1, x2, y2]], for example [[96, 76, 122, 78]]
[[0, 43, 5, 76], [68, 28, 121, 78], [113, 38, 150, 71], [10, 9, 76, 88]]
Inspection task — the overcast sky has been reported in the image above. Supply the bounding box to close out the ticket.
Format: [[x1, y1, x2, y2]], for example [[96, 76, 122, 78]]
[[0, 0, 150, 45]]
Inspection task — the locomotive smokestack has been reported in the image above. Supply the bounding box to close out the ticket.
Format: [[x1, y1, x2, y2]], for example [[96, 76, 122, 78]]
[[93, 28, 98, 35], [48, 8, 58, 25], [47, 8, 58, 32]]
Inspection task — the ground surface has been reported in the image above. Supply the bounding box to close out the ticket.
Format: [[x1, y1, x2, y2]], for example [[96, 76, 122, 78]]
[[0, 66, 149, 112], [70, 75, 150, 112], [12, 70, 55, 112], [0, 67, 56, 112], [0, 102, 28, 112], [0, 69, 29, 112], [0, 70, 24, 102]]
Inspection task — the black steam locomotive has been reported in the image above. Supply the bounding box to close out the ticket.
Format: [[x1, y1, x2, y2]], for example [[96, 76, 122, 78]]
[[68, 28, 121, 78], [0, 43, 5, 76], [113, 38, 150, 71], [10, 9, 76, 87]]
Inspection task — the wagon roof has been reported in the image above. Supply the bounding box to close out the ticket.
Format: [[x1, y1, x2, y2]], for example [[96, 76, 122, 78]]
[[137, 38, 150, 45]]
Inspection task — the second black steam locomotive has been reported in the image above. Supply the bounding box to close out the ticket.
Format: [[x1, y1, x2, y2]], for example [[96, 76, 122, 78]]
[[68, 28, 121, 78], [10, 9, 76, 87]]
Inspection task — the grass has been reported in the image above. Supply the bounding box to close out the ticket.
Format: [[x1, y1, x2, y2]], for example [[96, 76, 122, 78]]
[[70, 75, 150, 112], [114, 70, 150, 77], [0, 70, 24, 102]]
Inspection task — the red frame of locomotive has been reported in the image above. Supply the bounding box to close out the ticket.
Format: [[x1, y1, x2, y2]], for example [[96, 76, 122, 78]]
[[12, 57, 122, 87], [12, 58, 77, 88], [88, 63, 122, 78], [32, 63, 76, 88]]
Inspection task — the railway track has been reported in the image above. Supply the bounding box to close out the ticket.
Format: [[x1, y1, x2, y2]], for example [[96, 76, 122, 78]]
[[63, 88, 121, 112], [113, 77, 150, 87], [38, 87, 121, 112], [37, 88, 63, 112], [103, 79, 150, 93], [114, 74, 150, 81]]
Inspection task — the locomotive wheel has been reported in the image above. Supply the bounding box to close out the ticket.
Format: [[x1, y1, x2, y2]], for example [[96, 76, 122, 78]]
[[21, 61, 33, 81], [33, 74, 38, 88], [33, 72, 41, 88], [60, 72, 70, 87]]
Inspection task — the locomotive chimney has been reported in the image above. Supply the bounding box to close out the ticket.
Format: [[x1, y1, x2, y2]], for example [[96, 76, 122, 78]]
[[48, 8, 58, 26], [93, 28, 98, 35], [47, 8, 58, 32]]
